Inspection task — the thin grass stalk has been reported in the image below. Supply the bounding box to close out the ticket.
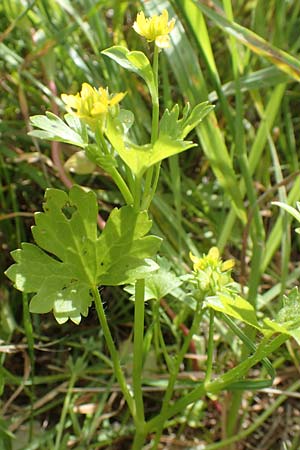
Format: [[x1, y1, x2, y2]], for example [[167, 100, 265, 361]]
[[267, 135, 290, 302], [218, 82, 286, 250], [223, 0, 264, 436], [54, 364, 78, 450], [173, 0, 235, 136]]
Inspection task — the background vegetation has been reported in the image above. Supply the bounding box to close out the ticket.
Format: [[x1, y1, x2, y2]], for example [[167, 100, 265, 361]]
[[1, 0, 300, 448]]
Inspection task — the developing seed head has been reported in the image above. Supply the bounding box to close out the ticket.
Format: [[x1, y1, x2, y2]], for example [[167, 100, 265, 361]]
[[189, 247, 235, 294]]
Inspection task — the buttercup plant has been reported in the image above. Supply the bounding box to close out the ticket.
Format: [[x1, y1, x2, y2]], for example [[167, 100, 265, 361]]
[[5, 8, 300, 450]]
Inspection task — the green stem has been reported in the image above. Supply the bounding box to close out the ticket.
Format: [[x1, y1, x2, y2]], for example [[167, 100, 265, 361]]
[[110, 166, 134, 205], [223, 315, 275, 377], [97, 129, 133, 205], [204, 309, 214, 386], [147, 333, 289, 433], [133, 173, 143, 210], [151, 44, 159, 145], [22, 293, 35, 441], [142, 167, 154, 210], [92, 287, 134, 415], [141, 44, 160, 210], [133, 279, 145, 422], [150, 299, 204, 449], [132, 428, 148, 450]]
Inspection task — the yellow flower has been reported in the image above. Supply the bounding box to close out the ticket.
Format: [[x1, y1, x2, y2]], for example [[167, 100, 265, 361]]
[[133, 9, 175, 48], [189, 247, 235, 273], [61, 83, 125, 131]]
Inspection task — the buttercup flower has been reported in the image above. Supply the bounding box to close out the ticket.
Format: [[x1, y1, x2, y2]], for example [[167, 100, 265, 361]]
[[190, 247, 235, 273], [189, 247, 235, 294], [61, 83, 125, 131], [133, 9, 175, 48]]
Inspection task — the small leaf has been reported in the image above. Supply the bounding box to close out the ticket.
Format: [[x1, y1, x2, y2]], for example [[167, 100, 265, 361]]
[[180, 102, 215, 138], [205, 293, 260, 329], [125, 256, 182, 301], [159, 105, 181, 138], [159, 102, 214, 140], [5, 186, 161, 324], [102, 46, 156, 100], [278, 287, 300, 322], [263, 287, 300, 344], [29, 112, 86, 148]]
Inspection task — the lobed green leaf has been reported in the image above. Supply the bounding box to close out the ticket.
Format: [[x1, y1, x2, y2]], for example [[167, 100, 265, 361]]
[[5, 186, 161, 324], [105, 102, 214, 177]]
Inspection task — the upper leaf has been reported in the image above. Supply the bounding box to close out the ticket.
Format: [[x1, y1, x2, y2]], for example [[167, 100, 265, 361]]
[[106, 115, 196, 177], [5, 186, 161, 324], [102, 46, 156, 100], [105, 102, 213, 176]]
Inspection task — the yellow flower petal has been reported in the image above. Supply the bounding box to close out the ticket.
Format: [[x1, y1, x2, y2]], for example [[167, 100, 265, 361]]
[[132, 11, 145, 35], [189, 251, 199, 264], [61, 93, 80, 110], [110, 92, 126, 106], [208, 247, 220, 261], [221, 259, 235, 271], [61, 83, 125, 131], [81, 83, 94, 99]]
